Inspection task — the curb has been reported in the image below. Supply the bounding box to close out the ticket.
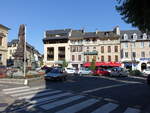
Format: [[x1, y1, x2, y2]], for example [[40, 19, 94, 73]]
[[0, 77, 44, 85]]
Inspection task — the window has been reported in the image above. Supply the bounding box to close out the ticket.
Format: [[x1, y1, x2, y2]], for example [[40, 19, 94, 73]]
[[124, 43, 128, 48], [0, 37, 2, 46], [72, 55, 75, 61], [141, 51, 145, 58], [108, 46, 111, 53], [101, 56, 104, 62], [93, 47, 96, 49], [10, 50, 12, 54], [114, 46, 118, 52], [0, 54, 2, 62], [141, 42, 144, 48], [93, 56, 96, 61], [86, 56, 89, 62], [58, 47, 65, 61], [124, 34, 128, 40], [132, 52, 136, 58], [78, 46, 82, 52], [125, 52, 128, 58], [101, 46, 104, 53], [115, 55, 118, 62], [133, 33, 137, 40], [87, 47, 89, 49], [78, 55, 81, 61], [108, 56, 111, 62], [47, 47, 54, 61]]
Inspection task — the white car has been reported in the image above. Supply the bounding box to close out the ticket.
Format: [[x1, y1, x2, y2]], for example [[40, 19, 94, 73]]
[[143, 69, 150, 75], [76, 68, 92, 75], [110, 67, 128, 77], [64, 68, 76, 74]]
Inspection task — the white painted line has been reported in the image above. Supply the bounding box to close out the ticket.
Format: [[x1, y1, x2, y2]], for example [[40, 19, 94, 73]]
[[55, 99, 98, 113], [40, 95, 85, 110], [30, 92, 72, 104], [91, 103, 119, 113], [18, 90, 62, 100], [2, 86, 29, 91], [11, 88, 52, 97], [4, 86, 45, 94], [82, 84, 126, 94], [123, 107, 140, 113]]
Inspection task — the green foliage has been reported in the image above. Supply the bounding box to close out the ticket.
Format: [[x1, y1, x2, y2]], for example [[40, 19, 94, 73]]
[[90, 59, 96, 71], [62, 60, 68, 68], [116, 0, 150, 33], [129, 70, 142, 76]]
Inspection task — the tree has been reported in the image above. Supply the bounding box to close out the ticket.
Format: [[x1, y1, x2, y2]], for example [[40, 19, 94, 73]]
[[62, 60, 68, 68], [90, 59, 96, 71], [116, 0, 150, 33]]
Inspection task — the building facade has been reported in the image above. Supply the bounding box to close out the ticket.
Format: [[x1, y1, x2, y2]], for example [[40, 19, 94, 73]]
[[0, 24, 9, 66], [7, 39, 41, 68], [43, 27, 121, 68], [120, 30, 150, 71]]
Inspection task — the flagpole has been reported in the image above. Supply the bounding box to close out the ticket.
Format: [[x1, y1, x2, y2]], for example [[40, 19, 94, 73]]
[[24, 25, 26, 78]]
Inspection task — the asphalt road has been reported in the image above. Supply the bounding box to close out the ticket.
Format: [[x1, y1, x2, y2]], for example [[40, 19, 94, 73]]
[[0, 75, 150, 113]]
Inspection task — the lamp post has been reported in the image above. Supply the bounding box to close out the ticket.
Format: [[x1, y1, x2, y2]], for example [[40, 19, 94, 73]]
[[130, 39, 136, 70]]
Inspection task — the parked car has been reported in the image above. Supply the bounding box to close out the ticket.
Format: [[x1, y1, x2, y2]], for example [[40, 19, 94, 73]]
[[93, 68, 110, 76], [76, 67, 93, 75], [110, 67, 128, 77], [0, 66, 7, 78], [143, 69, 150, 75], [64, 68, 76, 74], [147, 74, 150, 84], [44, 68, 67, 81]]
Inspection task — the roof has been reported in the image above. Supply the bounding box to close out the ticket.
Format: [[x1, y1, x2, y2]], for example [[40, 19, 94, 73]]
[[69, 30, 84, 39], [43, 36, 68, 41], [120, 30, 150, 40], [0, 24, 10, 30], [46, 29, 71, 35], [8, 39, 19, 47], [84, 32, 98, 38], [8, 39, 41, 55]]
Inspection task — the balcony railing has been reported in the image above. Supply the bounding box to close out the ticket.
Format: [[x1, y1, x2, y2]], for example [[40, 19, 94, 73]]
[[84, 51, 98, 55]]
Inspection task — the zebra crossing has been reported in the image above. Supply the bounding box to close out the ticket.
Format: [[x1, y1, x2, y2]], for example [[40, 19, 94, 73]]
[[2, 86, 141, 113]]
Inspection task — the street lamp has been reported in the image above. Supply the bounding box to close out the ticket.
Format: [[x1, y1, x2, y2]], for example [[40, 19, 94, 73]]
[[130, 39, 136, 70]]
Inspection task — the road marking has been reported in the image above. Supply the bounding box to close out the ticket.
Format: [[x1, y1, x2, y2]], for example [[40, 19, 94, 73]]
[[40, 95, 85, 110], [82, 84, 126, 94], [3, 86, 44, 94], [123, 107, 140, 113], [2, 86, 29, 91], [11, 88, 52, 97], [55, 99, 98, 113], [30, 92, 72, 104], [18, 90, 62, 100], [91, 103, 118, 113]]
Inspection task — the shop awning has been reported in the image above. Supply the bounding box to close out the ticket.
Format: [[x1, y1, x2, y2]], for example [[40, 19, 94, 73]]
[[84, 62, 122, 67]]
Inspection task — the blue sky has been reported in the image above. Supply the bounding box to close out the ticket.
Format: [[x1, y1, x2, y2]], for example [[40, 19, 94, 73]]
[[1, 0, 136, 54]]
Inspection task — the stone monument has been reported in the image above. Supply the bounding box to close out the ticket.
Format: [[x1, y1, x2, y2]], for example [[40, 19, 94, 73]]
[[13, 24, 25, 70]]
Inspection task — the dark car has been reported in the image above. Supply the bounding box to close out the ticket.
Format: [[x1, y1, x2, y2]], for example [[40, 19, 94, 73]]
[[44, 68, 67, 81], [0, 66, 7, 78], [147, 74, 150, 84]]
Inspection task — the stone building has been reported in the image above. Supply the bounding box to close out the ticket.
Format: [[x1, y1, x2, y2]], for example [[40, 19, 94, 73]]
[[120, 30, 150, 71], [7, 39, 41, 68], [0, 24, 9, 65], [43, 27, 121, 68]]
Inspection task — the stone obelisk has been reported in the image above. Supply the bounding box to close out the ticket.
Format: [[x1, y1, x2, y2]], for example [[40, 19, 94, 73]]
[[13, 24, 25, 70]]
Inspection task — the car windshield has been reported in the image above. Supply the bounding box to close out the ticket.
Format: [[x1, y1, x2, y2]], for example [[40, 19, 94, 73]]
[[51, 69, 61, 73]]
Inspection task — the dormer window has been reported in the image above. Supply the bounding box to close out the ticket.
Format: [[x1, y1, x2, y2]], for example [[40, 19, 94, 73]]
[[143, 33, 147, 39], [123, 34, 128, 40], [133, 33, 137, 40]]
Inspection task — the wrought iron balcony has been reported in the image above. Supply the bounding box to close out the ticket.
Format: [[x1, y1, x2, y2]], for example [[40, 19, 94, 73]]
[[84, 51, 98, 55]]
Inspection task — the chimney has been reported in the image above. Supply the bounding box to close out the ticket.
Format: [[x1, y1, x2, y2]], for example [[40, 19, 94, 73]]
[[114, 26, 120, 35]]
